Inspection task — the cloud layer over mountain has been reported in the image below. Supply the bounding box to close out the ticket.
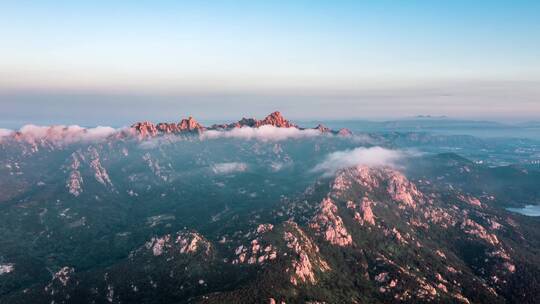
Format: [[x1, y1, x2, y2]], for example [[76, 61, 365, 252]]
[[0, 128, 13, 140], [212, 162, 248, 174], [313, 146, 404, 176], [0, 125, 117, 144], [201, 125, 321, 142]]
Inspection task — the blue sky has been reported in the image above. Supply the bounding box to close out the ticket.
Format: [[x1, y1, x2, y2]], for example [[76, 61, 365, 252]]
[[0, 1, 539, 125]]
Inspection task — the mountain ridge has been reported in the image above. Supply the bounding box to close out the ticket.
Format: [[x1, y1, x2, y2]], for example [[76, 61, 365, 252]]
[[131, 111, 347, 138], [1, 112, 540, 303], [0, 112, 351, 146]]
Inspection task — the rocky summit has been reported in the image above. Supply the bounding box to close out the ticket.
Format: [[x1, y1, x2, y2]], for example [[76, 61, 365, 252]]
[[210, 111, 296, 130], [132, 116, 204, 138], [1, 113, 540, 304], [129, 111, 299, 138]]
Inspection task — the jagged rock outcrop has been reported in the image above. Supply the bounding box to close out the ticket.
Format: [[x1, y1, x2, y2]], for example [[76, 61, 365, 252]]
[[64, 148, 114, 196], [142, 152, 169, 181], [155, 122, 178, 134], [331, 165, 426, 209], [132, 121, 159, 138], [178, 231, 211, 254], [212, 111, 297, 129], [232, 239, 278, 265], [66, 153, 83, 196], [211, 117, 257, 129], [231, 223, 279, 265], [132, 116, 204, 138], [310, 197, 353, 246], [144, 231, 212, 257], [337, 128, 352, 136], [178, 116, 204, 132], [257, 223, 274, 234], [461, 218, 500, 246], [44, 266, 77, 300], [255, 111, 296, 128], [283, 221, 330, 285], [0, 111, 351, 151], [322, 164, 519, 301], [314, 124, 331, 133], [134, 112, 296, 138], [348, 197, 376, 226], [133, 112, 297, 137], [385, 170, 424, 208], [88, 147, 113, 188]]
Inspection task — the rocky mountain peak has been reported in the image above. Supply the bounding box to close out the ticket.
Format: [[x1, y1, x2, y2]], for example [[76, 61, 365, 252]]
[[315, 124, 331, 133], [131, 121, 158, 138], [178, 116, 204, 131], [132, 116, 204, 137], [208, 111, 297, 129], [145, 230, 212, 257], [332, 165, 425, 209], [310, 197, 353, 247], [283, 221, 331, 285], [256, 111, 296, 128], [88, 111, 351, 139], [337, 128, 352, 136]]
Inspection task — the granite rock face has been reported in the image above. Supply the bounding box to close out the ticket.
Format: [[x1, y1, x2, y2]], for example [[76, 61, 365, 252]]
[[211, 111, 297, 130], [133, 116, 204, 137], [309, 197, 353, 247]]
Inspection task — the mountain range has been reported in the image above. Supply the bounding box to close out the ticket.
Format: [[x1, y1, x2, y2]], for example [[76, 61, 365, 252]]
[[1, 112, 539, 304]]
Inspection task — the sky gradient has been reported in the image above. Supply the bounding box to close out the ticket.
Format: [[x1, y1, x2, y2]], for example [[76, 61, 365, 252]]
[[1, 1, 539, 125]]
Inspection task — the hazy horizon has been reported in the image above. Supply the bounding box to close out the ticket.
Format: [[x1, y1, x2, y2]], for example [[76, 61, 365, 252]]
[[2, 79, 540, 128], [1, 1, 539, 124]]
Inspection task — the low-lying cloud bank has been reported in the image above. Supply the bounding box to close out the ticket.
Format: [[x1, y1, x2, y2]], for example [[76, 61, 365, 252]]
[[2, 124, 331, 144], [201, 125, 322, 141], [0, 129, 13, 139], [313, 146, 405, 176], [212, 162, 248, 174], [138, 135, 186, 150], [0, 125, 117, 144]]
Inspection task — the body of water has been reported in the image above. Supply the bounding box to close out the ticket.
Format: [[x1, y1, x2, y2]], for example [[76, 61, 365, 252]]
[[506, 205, 540, 216]]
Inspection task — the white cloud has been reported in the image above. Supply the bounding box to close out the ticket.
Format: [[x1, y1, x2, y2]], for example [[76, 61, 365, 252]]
[[137, 135, 186, 149], [313, 146, 404, 176], [82, 126, 117, 141], [349, 133, 377, 144], [200, 125, 322, 141], [212, 162, 248, 174], [2, 125, 117, 144], [0, 129, 14, 141]]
